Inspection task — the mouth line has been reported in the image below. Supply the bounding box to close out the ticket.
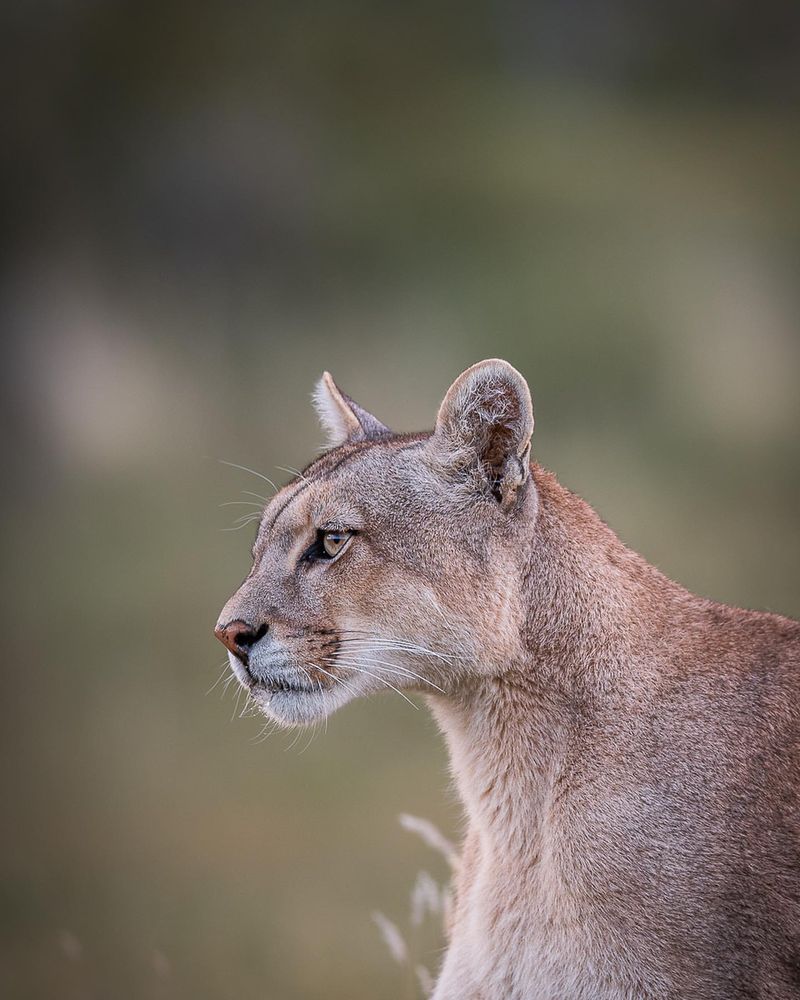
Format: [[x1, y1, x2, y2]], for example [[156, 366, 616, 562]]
[[250, 677, 318, 696]]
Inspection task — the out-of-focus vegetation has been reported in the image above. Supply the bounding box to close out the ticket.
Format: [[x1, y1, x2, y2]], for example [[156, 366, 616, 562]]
[[1, 2, 799, 997]]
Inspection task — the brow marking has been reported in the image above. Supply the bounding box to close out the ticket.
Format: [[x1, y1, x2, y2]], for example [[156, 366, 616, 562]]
[[262, 435, 420, 541]]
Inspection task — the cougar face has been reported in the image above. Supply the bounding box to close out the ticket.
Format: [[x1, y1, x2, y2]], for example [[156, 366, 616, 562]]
[[215, 361, 535, 726]]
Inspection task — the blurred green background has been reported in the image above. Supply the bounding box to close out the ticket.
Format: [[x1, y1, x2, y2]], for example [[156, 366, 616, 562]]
[[2, 2, 799, 997]]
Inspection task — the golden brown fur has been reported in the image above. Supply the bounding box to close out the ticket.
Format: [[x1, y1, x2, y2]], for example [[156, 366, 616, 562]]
[[216, 360, 800, 998]]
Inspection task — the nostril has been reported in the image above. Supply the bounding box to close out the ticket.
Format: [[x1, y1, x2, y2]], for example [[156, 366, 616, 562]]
[[234, 622, 267, 650]]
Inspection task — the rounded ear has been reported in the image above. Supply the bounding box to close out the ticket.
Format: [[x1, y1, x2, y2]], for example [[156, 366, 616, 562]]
[[312, 372, 391, 448], [430, 359, 534, 506]]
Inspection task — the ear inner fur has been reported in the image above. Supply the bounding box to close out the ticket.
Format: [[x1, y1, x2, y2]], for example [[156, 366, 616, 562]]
[[312, 371, 391, 448], [431, 359, 534, 505]]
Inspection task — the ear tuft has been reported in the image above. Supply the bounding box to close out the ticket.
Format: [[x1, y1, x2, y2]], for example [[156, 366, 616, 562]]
[[431, 359, 534, 505], [312, 372, 391, 448]]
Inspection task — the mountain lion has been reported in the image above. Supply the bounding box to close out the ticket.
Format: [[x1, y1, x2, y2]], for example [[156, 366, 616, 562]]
[[215, 360, 800, 999]]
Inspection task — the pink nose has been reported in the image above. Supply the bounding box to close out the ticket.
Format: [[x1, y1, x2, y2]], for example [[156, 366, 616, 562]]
[[214, 619, 267, 662]]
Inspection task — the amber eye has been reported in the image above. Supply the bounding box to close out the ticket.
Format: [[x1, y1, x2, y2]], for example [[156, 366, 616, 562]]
[[321, 530, 352, 559]]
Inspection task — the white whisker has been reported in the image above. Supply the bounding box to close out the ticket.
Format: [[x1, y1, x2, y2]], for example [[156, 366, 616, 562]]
[[335, 632, 457, 664], [285, 726, 304, 752], [275, 464, 308, 482], [222, 513, 262, 531], [251, 718, 280, 745], [238, 689, 255, 718], [207, 661, 232, 695], [330, 654, 445, 693], [231, 683, 245, 721], [337, 641, 454, 666], [305, 661, 348, 689], [218, 459, 280, 494], [327, 659, 419, 709]]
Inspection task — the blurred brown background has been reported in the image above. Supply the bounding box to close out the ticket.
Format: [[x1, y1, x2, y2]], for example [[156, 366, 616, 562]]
[[2, 2, 799, 997]]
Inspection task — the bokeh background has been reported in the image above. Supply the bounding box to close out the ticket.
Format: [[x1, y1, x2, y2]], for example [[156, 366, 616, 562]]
[[2, 2, 799, 997]]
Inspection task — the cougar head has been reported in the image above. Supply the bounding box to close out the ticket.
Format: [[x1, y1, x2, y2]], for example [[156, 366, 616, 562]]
[[214, 360, 536, 726]]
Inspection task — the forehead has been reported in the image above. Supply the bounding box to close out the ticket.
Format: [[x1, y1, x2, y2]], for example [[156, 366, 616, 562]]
[[256, 434, 429, 545]]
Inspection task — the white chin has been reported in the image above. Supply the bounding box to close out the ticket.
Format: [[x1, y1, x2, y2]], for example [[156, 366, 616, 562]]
[[249, 682, 355, 727]]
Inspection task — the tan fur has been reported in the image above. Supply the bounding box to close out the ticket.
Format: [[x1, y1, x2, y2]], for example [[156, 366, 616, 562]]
[[216, 360, 800, 999]]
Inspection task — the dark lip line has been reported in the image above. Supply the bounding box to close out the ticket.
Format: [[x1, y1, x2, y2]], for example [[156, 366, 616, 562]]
[[250, 678, 318, 695]]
